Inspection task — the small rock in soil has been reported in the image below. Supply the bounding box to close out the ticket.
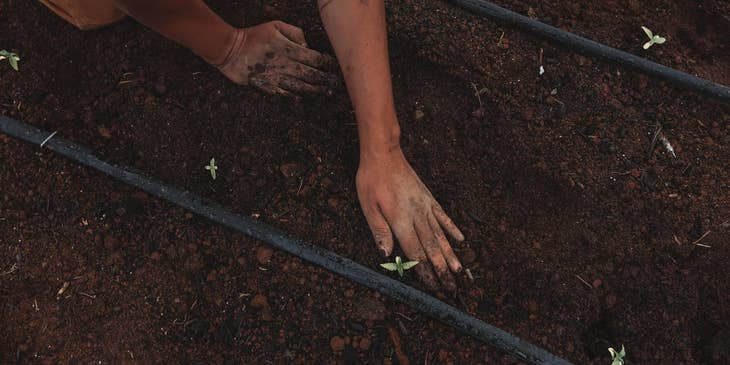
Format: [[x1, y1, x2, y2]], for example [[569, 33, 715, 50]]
[[250, 294, 268, 309], [459, 247, 477, 264], [359, 337, 372, 351], [250, 294, 273, 321], [414, 108, 425, 121], [97, 126, 112, 138], [330, 336, 345, 352], [605, 294, 617, 308], [256, 247, 273, 265], [279, 163, 300, 178]]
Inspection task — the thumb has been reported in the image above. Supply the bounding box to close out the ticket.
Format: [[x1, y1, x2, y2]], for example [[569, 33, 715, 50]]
[[272, 21, 308, 47], [362, 205, 394, 257]]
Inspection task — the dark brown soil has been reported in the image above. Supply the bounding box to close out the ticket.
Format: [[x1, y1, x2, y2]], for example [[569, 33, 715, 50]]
[[2, 0, 729, 364]]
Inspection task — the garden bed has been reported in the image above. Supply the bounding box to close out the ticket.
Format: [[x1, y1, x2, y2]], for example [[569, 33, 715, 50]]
[[1, 0, 728, 364]]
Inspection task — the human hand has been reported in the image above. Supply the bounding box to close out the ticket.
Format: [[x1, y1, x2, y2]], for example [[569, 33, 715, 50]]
[[216, 21, 338, 98], [356, 147, 464, 291]]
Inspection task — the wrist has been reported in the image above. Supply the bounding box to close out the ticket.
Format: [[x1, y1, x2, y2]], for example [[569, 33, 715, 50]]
[[207, 26, 241, 66], [359, 132, 402, 165]]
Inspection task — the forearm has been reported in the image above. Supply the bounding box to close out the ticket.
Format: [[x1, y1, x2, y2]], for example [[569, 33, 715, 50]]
[[318, 0, 400, 160], [112, 0, 236, 65]]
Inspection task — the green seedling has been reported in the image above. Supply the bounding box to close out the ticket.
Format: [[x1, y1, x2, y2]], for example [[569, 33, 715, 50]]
[[608, 345, 626, 365], [204, 158, 218, 180], [0, 50, 20, 71], [641, 26, 666, 49], [380, 256, 419, 277]]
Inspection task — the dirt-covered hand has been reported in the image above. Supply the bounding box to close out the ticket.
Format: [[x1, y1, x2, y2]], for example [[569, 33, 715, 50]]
[[216, 21, 338, 98], [357, 148, 465, 291]]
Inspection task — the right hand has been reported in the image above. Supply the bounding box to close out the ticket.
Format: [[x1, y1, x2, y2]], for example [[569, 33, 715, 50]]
[[356, 145, 465, 291], [216, 21, 339, 98]]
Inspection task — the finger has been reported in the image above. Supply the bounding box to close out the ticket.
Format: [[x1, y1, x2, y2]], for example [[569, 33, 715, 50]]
[[361, 204, 394, 256], [428, 213, 462, 273], [280, 58, 340, 88], [432, 205, 465, 241], [415, 219, 456, 291], [273, 21, 307, 46], [250, 76, 302, 101], [272, 74, 328, 96], [395, 226, 438, 290], [286, 45, 337, 71]]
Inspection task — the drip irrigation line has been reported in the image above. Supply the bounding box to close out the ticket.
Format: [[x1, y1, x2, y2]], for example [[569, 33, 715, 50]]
[[448, 0, 730, 103], [0, 114, 574, 364]]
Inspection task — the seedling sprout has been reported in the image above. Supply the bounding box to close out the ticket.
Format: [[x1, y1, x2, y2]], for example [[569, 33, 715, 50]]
[[608, 345, 626, 365], [204, 158, 218, 180], [641, 26, 666, 49], [380, 256, 419, 277], [0, 50, 20, 71]]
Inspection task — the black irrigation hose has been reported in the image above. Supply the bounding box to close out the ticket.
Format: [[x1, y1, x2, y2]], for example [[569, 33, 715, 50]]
[[0, 114, 574, 364], [448, 0, 730, 103]]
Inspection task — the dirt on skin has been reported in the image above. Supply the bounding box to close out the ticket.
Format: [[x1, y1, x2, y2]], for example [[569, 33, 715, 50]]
[[1, 0, 729, 364]]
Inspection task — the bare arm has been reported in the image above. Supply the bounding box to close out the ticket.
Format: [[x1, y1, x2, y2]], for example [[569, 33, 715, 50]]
[[319, 0, 465, 290], [112, 0, 337, 96]]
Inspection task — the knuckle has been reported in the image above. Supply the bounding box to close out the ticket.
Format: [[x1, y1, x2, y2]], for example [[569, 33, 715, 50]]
[[371, 226, 391, 239]]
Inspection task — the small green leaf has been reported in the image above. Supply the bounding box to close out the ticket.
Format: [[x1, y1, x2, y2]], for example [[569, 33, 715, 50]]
[[401, 260, 419, 270], [619, 345, 625, 357], [641, 26, 653, 39], [397, 265, 404, 277], [654, 35, 666, 44], [643, 41, 653, 50], [380, 263, 398, 271], [8, 56, 18, 71], [204, 158, 218, 180]]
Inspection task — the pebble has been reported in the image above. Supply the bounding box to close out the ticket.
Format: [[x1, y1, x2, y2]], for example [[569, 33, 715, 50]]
[[250, 294, 268, 309], [359, 337, 372, 351], [330, 336, 345, 352], [605, 294, 617, 308], [279, 163, 300, 178], [439, 349, 449, 361], [414, 109, 425, 121], [251, 294, 273, 321], [459, 247, 477, 264], [97, 126, 112, 138], [256, 247, 273, 265]]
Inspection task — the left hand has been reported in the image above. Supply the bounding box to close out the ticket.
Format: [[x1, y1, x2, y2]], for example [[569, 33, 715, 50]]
[[356, 146, 464, 291]]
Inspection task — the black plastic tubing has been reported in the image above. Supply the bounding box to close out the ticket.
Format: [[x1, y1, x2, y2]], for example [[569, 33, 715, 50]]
[[0, 114, 575, 364], [448, 0, 730, 103]]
